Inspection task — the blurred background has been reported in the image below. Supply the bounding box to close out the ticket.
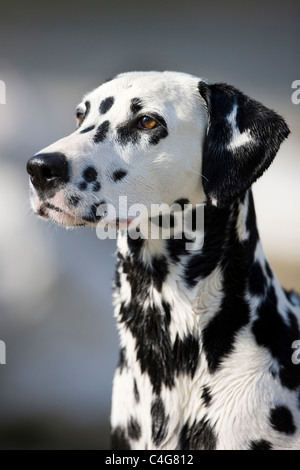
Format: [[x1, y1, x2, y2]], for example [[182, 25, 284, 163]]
[[0, 0, 299, 449]]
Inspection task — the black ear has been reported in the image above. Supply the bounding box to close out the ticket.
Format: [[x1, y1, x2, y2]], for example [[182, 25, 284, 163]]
[[198, 82, 290, 207]]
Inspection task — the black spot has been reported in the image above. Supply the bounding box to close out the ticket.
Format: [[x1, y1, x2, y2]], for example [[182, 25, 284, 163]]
[[118, 347, 127, 373], [127, 232, 145, 259], [173, 198, 190, 209], [94, 120, 110, 143], [202, 201, 250, 373], [249, 261, 267, 296], [180, 417, 217, 450], [93, 181, 101, 192], [82, 202, 102, 223], [133, 379, 140, 403], [201, 386, 212, 407], [117, 122, 141, 146], [127, 417, 141, 441], [78, 181, 87, 190], [173, 334, 199, 378], [112, 170, 127, 182], [180, 204, 229, 285], [151, 397, 169, 446], [250, 439, 272, 450], [111, 426, 131, 450], [80, 125, 95, 134], [252, 287, 300, 390], [130, 98, 143, 114], [245, 191, 259, 267], [99, 96, 114, 115], [150, 256, 169, 292], [162, 300, 171, 326], [84, 100, 91, 119], [118, 253, 172, 394], [269, 405, 296, 435], [119, 301, 173, 395], [82, 166, 98, 182], [67, 195, 81, 207]]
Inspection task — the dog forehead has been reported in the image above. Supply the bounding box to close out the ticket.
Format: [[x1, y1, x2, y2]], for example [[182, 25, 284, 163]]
[[83, 71, 201, 114]]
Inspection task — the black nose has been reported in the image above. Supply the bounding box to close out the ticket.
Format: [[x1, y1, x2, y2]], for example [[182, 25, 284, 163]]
[[26, 152, 69, 192]]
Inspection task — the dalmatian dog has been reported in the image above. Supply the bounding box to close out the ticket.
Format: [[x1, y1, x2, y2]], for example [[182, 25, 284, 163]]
[[27, 71, 300, 450]]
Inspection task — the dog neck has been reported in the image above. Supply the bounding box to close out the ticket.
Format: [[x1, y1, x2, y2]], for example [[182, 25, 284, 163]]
[[114, 189, 274, 384]]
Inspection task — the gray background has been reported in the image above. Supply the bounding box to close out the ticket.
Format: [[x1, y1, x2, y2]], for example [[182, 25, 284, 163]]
[[0, 0, 299, 449]]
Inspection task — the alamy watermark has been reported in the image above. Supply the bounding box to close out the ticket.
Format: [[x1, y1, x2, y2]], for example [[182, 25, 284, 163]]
[[0, 340, 6, 365], [95, 197, 205, 250], [291, 340, 300, 365], [0, 80, 6, 104], [291, 80, 300, 105]]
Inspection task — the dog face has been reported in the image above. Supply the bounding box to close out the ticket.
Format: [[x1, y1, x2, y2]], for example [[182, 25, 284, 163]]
[[27, 71, 289, 227], [27, 71, 208, 227]]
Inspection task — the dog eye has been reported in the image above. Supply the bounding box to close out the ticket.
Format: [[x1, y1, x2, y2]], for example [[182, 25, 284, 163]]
[[76, 109, 85, 127], [137, 116, 159, 130]]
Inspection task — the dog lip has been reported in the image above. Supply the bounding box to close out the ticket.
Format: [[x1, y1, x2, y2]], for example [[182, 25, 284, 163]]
[[44, 202, 63, 213]]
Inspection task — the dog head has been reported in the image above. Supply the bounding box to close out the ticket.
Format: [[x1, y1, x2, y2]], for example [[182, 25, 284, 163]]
[[27, 71, 289, 227]]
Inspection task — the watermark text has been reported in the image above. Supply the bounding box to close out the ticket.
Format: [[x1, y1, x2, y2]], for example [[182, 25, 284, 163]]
[[291, 80, 300, 105], [0, 340, 6, 365], [0, 80, 6, 104]]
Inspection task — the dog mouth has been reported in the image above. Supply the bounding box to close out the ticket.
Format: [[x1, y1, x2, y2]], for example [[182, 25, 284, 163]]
[[35, 202, 89, 227], [34, 201, 133, 229]]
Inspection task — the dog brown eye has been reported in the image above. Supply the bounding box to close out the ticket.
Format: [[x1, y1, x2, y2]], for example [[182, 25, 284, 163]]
[[137, 116, 158, 130], [76, 110, 85, 127]]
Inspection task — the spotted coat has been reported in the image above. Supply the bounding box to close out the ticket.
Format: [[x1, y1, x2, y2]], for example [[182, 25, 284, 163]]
[[27, 71, 300, 450]]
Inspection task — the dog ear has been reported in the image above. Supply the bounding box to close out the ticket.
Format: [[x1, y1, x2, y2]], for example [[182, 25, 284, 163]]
[[198, 82, 290, 207]]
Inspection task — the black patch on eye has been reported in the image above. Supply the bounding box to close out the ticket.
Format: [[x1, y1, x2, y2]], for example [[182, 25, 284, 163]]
[[93, 181, 101, 192], [117, 123, 141, 146], [94, 120, 110, 143], [99, 97, 114, 115], [269, 406, 296, 435], [67, 195, 81, 207], [83, 166, 98, 182], [80, 125, 95, 134], [130, 98, 143, 114], [148, 113, 168, 145], [112, 170, 127, 182]]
